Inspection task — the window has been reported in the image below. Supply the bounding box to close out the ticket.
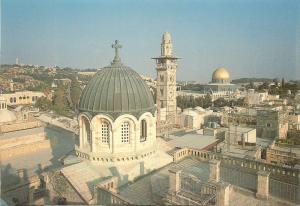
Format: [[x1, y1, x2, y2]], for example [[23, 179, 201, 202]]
[[121, 122, 130, 143], [101, 122, 110, 143], [160, 75, 164, 82], [160, 88, 164, 95], [140, 120, 147, 142], [267, 123, 271, 128], [10, 97, 13, 103]]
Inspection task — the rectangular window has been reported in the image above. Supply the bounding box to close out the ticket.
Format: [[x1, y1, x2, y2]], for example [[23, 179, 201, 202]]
[[101, 123, 109, 143], [121, 122, 130, 143], [140, 120, 147, 142]]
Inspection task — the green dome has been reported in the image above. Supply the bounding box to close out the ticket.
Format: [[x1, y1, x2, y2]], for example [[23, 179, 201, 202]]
[[79, 40, 155, 119]]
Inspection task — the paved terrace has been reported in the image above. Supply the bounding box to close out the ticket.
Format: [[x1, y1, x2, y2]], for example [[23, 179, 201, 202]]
[[119, 157, 296, 206]]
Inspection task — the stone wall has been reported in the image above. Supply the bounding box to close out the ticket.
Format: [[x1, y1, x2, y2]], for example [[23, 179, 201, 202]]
[[0, 120, 41, 133], [172, 147, 299, 203], [173, 147, 299, 184], [0, 127, 50, 161], [2, 172, 41, 205], [1, 140, 50, 161]]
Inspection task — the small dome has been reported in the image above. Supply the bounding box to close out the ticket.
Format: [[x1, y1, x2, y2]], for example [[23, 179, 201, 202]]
[[0, 95, 5, 101], [212, 67, 230, 83], [0, 109, 17, 123], [79, 41, 155, 119]]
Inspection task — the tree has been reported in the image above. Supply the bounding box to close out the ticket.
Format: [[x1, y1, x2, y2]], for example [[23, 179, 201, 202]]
[[35, 97, 52, 111], [257, 82, 269, 91], [213, 98, 227, 107], [281, 78, 285, 88], [70, 78, 82, 110], [53, 86, 69, 115], [203, 94, 212, 108]]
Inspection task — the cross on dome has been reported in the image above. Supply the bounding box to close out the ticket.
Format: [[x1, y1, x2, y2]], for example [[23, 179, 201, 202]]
[[112, 40, 122, 64]]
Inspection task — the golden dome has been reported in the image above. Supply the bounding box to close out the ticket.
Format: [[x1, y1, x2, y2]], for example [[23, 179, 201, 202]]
[[212, 67, 230, 83]]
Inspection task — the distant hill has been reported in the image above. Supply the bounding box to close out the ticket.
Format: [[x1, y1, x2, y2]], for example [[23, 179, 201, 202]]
[[232, 78, 273, 84]]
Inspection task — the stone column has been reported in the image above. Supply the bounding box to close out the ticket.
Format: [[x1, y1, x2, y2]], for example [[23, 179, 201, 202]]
[[297, 173, 300, 204], [256, 170, 271, 200], [28, 187, 35, 205], [209, 160, 221, 182], [168, 168, 181, 193], [216, 182, 230, 206], [91, 128, 96, 153]]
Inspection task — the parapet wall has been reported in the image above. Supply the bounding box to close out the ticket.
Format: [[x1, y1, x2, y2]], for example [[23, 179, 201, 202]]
[[0, 121, 41, 133], [173, 147, 299, 203], [0, 139, 51, 161], [172, 147, 299, 185]]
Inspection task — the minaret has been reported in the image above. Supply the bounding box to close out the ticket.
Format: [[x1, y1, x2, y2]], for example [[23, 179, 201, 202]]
[[16, 57, 20, 65], [153, 32, 180, 135]]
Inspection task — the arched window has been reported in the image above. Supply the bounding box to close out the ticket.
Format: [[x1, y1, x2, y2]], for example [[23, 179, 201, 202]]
[[101, 122, 110, 143], [140, 119, 147, 142], [10, 97, 13, 103], [14, 97, 16, 103], [121, 122, 130, 143]]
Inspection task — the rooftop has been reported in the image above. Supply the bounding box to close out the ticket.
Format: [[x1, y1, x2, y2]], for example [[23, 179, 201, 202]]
[[167, 131, 218, 149]]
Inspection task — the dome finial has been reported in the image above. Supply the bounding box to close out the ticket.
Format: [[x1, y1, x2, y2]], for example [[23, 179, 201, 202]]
[[112, 40, 122, 65]]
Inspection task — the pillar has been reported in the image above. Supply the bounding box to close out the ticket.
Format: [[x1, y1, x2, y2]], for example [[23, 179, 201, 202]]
[[209, 160, 221, 182], [297, 173, 300, 204], [28, 187, 35, 205], [256, 170, 271, 200], [216, 182, 230, 206], [79, 120, 83, 149], [168, 168, 181, 193]]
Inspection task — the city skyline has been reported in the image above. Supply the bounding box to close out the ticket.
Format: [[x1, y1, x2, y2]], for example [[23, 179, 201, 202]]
[[1, 0, 300, 82]]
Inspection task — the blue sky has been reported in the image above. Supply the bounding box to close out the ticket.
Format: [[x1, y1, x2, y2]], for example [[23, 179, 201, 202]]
[[1, 0, 300, 82]]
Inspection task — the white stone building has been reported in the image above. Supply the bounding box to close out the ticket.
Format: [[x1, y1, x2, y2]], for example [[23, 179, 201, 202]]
[[180, 107, 214, 130], [2, 91, 45, 106]]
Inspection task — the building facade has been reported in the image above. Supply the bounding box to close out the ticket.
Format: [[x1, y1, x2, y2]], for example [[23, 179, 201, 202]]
[[256, 110, 289, 139], [2, 91, 45, 105]]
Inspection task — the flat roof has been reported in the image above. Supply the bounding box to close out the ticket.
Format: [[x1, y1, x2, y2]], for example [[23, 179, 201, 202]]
[[167, 131, 218, 149]]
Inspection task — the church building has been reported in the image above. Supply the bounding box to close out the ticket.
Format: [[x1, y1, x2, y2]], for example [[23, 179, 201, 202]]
[[58, 39, 173, 204]]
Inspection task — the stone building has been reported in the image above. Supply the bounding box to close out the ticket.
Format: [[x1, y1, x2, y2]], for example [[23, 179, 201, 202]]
[[0, 95, 17, 124], [180, 107, 215, 130], [256, 109, 289, 139], [153, 32, 180, 134], [0, 95, 49, 160], [54, 40, 173, 204], [2, 90, 45, 106], [265, 141, 300, 166]]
